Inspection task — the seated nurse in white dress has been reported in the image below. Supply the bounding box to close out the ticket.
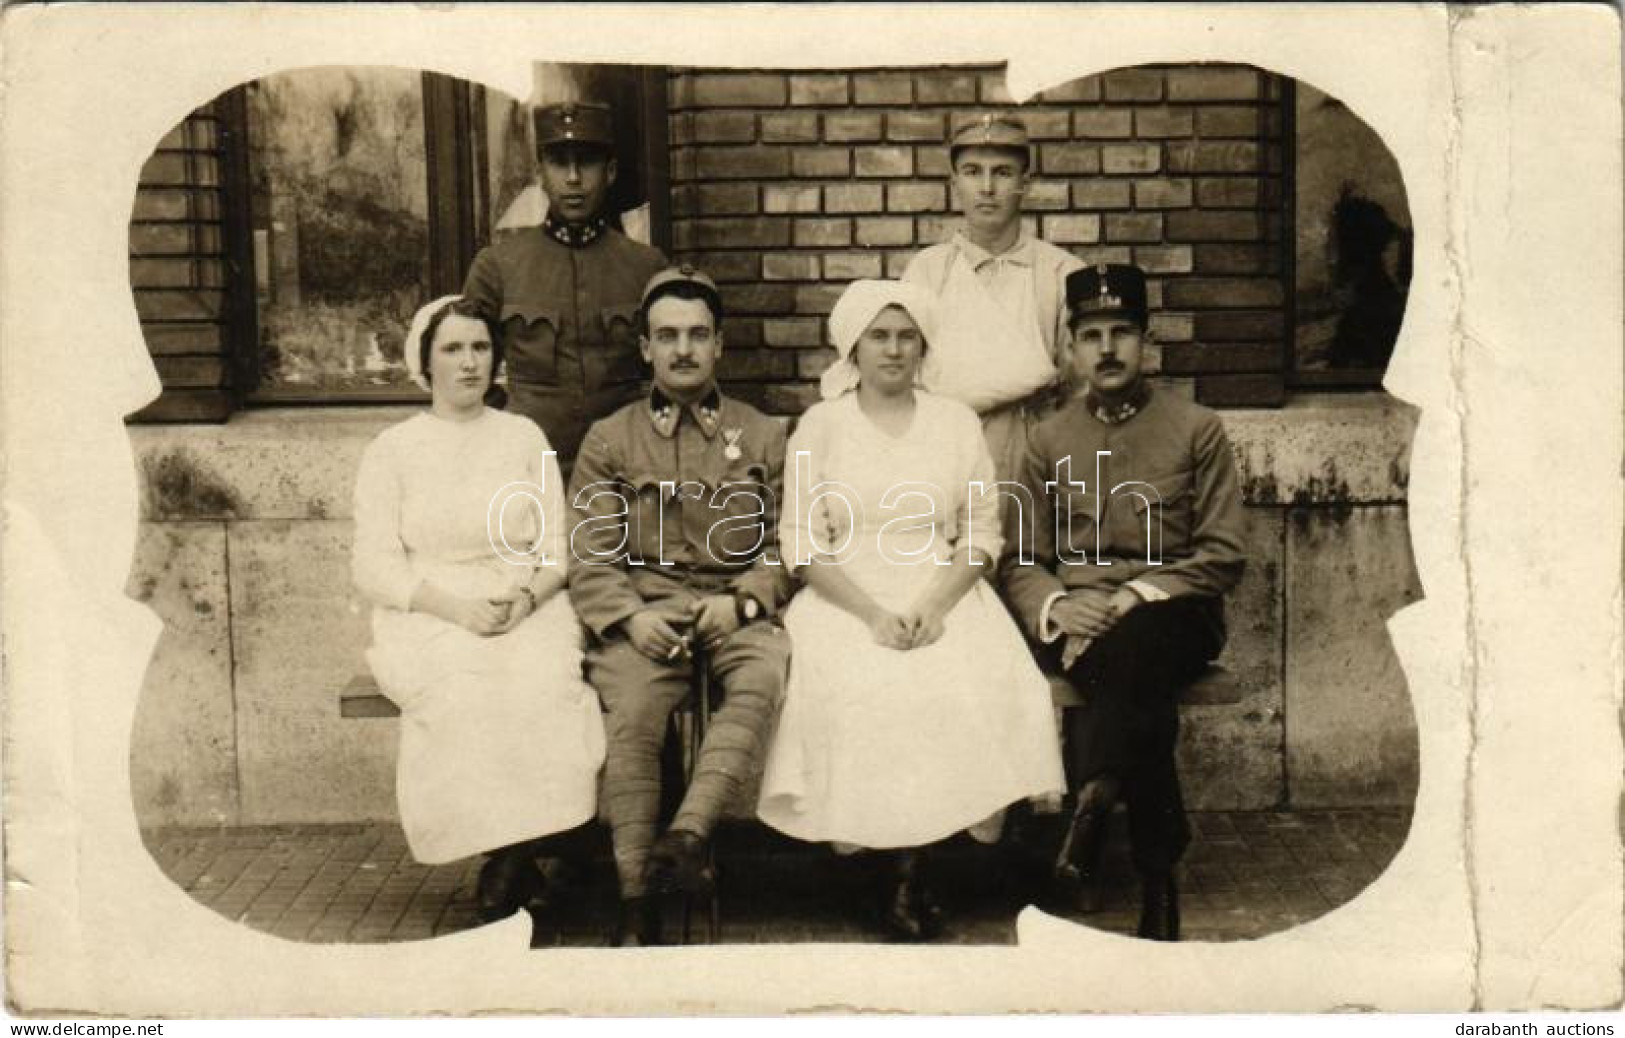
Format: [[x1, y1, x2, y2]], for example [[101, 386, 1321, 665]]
[[351, 295, 606, 940], [757, 279, 1064, 941]]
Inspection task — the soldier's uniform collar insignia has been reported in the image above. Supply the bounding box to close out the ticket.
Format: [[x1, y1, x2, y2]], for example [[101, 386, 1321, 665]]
[[648, 385, 724, 438], [1084, 380, 1151, 425], [542, 213, 607, 248]]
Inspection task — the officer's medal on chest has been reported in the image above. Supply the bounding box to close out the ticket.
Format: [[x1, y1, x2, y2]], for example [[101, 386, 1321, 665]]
[[722, 426, 744, 461]]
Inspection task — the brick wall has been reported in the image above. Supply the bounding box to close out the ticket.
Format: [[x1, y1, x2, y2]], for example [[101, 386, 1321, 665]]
[[667, 63, 1289, 413]]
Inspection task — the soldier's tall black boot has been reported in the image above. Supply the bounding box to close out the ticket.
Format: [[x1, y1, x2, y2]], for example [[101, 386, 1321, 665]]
[[1053, 775, 1119, 913], [611, 896, 664, 947], [1136, 871, 1180, 941]]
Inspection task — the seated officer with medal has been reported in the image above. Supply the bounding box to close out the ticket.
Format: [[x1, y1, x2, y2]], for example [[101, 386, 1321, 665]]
[[1001, 263, 1248, 941], [567, 265, 793, 946], [462, 101, 667, 470]]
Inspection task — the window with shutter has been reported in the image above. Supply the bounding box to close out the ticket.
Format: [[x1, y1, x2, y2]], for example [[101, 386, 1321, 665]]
[[127, 65, 670, 421]]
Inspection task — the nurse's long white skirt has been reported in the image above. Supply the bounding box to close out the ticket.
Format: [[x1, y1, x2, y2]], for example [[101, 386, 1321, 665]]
[[757, 556, 1064, 850], [366, 590, 604, 865]]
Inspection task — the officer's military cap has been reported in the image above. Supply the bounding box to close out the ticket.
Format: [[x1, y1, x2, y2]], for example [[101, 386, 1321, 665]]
[[949, 113, 1032, 166], [534, 102, 615, 154], [642, 264, 724, 320], [1066, 263, 1149, 329]]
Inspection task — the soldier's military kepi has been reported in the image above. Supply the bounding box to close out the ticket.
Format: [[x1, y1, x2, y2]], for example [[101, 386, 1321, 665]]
[[641, 263, 723, 314], [534, 101, 615, 152], [949, 113, 1031, 164], [1066, 263, 1149, 329]]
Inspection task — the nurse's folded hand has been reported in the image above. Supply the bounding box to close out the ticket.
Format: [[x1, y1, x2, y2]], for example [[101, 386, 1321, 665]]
[[415, 581, 512, 636], [487, 589, 532, 635], [867, 609, 914, 651], [457, 595, 511, 637], [903, 608, 946, 649]]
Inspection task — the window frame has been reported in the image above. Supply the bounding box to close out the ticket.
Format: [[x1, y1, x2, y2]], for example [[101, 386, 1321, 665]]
[[236, 72, 480, 407], [224, 67, 671, 410], [1283, 76, 1399, 392]]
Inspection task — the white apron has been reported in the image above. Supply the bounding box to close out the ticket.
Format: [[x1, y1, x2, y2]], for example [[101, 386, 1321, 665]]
[[367, 577, 605, 866], [921, 253, 1058, 479], [757, 394, 1066, 849]]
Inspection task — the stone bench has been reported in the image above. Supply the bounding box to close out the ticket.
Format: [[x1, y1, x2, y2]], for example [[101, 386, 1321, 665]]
[[340, 665, 1242, 719], [340, 674, 402, 718], [1047, 664, 1242, 709]]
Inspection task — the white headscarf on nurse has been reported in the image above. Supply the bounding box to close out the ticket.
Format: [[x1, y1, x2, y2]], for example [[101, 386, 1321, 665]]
[[818, 278, 939, 401]]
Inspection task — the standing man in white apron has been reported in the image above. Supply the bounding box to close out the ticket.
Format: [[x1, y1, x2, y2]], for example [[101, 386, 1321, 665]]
[[901, 113, 1084, 486]]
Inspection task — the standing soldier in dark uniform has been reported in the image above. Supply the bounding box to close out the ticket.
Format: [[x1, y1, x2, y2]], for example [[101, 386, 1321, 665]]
[[462, 101, 667, 470], [568, 266, 794, 946], [1001, 264, 1248, 941]]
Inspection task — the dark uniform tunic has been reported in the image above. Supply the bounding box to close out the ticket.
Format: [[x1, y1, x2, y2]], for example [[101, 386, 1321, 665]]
[[462, 219, 666, 468], [568, 386, 794, 897]]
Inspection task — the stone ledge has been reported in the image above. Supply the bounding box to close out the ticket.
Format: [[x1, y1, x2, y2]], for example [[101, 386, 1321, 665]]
[[131, 407, 418, 522], [1223, 393, 1417, 507], [129, 393, 1416, 520]]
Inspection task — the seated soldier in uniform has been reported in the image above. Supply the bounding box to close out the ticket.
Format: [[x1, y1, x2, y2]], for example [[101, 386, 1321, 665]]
[[1001, 263, 1248, 941], [567, 265, 794, 946]]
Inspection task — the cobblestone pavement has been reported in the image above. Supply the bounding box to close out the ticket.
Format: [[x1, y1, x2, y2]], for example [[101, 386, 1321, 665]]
[[143, 807, 1411, 946]]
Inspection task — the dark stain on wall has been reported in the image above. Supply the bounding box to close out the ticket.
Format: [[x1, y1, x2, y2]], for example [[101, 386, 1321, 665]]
[[1388, 453, 1410, 493], [132, 574, 160, 602], [1236, 445, 1282, 506], [1290, 459, 1353, 509], [152, 774, 181, 811], [1243, 471, 1282, 506], [144, 450, 242, 519]]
